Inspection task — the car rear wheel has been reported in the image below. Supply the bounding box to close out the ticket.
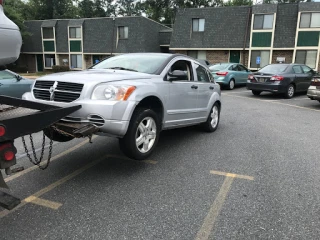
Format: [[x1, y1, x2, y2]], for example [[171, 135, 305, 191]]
[[284, 84, 295, 99], [119, 108, 160, 160], [202, 103, 220, 132], [252, 90, 262, 96], [228, 79, 235, 90]]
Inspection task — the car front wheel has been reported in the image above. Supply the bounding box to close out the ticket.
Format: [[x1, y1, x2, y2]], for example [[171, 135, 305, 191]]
[[119, 108, 160, 160]]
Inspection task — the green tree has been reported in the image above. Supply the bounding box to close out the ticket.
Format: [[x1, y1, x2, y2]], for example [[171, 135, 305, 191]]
[[93, 0, 106, 17], [224, 0, 253, 6], [79, 0, 95, 18]]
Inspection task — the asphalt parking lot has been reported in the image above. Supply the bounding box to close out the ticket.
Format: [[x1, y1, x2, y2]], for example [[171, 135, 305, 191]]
[[1, 87, 320, 240]]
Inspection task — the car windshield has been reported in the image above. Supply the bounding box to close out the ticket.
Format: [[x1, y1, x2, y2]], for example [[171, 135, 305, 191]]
[[0, 70, 14, 80], [91, 54, 169, 74], [259, 65, 289, 74], [209, 64, 229, 71]]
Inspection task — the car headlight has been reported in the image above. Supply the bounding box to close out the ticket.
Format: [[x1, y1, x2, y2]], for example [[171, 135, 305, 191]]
[[91, 84, 136, 100]]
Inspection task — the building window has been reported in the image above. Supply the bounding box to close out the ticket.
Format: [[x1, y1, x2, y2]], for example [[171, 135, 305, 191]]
[[300, 13, 320, 28], [250, 50, 270, 68], [251, 32, 272, 47], [69, 27, 81, 38], [45, 54, 56, 68], [118, 26, 128, 39], [43, 27, 54, 39], [43, 41, 55, 52], [70, 40, 82, 52], [192, 19, 205, 32], [295, 50, 317, 69], [71, 54, 83, 69], [187, 50, 206, 60], [253, 14, 274, 30], [297, 31, 320, 47]]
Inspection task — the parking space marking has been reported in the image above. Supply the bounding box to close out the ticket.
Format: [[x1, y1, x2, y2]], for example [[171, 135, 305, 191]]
[[210, 170, 254, 181], [0, 154, 156, 218], [5, 137, 97, 183], [195, 171, 254, 240], [24, 196, 62, 210], [224, 93, 320, 113]]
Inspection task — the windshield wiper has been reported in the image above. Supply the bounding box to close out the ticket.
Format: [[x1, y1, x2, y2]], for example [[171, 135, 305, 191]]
[[107, 67, 138, 72]]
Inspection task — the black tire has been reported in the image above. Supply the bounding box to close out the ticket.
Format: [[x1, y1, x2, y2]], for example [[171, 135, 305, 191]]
[[284, 84, 295, 99], [228, 79, 235, 90], [252, 90, 262, 96], [43, 127, 74, 142], [202, 103, 220, 133], [119, 108, 160, 160]]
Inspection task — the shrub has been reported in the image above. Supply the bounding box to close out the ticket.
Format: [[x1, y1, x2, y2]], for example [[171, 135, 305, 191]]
[[52, 65, 70, 73]]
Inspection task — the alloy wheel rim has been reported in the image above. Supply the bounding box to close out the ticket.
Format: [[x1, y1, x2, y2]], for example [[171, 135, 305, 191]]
[[135, 117, 157, 154], [230, 80, 235, 89], [288, 86, 294, 97], [210, 106, 219, 128]]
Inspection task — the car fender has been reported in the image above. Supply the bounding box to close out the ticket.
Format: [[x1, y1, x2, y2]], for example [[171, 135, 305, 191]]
[[207, 91, 222, 114], [227, 73, 237, 82]]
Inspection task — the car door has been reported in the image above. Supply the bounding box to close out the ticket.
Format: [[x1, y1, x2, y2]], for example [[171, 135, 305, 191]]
[[164, 59, 199, 128], [301, 65, 314, 91], [195, 63, 215, 119], [292, 65, 305, 92], [238, 64, 250, 83]]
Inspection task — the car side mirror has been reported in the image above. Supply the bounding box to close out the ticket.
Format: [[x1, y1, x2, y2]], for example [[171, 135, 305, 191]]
[[15, 75, 22, 81], [167, 70, 187, 81]]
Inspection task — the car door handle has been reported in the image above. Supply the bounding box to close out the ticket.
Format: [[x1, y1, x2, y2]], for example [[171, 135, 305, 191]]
[[209, 86, 214, 90], [191, 85, 198, 89]]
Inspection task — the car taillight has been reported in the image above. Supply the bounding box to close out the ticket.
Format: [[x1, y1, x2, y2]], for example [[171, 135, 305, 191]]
[[4, 151, 14, 161], [216, 72, 228, 76], [311, 78, 320, 86], [248, 74, 255, 80], [0, 126, 5, 137], [270, 76, 284, 81]]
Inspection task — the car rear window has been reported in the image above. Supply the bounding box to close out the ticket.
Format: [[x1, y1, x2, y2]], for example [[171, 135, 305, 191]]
[[209, 64, 229, 71], [259, 65, 289, 74]]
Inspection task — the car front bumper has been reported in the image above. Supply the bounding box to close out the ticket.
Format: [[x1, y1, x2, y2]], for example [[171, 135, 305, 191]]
[[246, 82, 287, 93], [22, 92, 137, 137], [307, 87, 320, 100]]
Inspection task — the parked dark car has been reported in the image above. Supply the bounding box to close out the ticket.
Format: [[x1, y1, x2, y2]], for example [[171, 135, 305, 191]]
[[307, 74, 320, 103], [246, 64, 317, 98], [0, 70, 33, 98]]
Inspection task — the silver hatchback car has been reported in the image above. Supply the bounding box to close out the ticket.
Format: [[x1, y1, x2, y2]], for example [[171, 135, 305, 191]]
[[23, 53, 221, 159]]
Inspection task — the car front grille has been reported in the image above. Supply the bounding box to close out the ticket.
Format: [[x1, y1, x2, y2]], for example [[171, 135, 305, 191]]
[[33, 81, 83, 103]]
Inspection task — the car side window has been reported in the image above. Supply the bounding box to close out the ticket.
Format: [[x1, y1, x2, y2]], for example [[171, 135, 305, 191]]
[[0, 71, 14, 80], [238, 65, 248, 72], [195, 64, 210, 82], [229, 64, 238, 71], [292, 66, 303, 74], [168, 60, 193, 81], [301, 65, 313, 74], [206, 70, 214, 82]]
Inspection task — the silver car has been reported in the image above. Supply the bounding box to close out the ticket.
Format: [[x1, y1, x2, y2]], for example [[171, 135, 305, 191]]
[[23, 53, 221, 159]]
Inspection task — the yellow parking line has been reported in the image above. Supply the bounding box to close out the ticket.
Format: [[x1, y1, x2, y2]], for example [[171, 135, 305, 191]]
[[5, 137, 97, 183], [224, 93, 320, 112], [196, 170, 254, 240], [210, 170, 254, 181], [24, 196, 62, 210], [195, 177, 234, 240], [0, 154, 156, 218]]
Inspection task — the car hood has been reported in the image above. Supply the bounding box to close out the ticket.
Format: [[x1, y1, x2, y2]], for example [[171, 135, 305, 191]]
[[36, 69, 154, 84]]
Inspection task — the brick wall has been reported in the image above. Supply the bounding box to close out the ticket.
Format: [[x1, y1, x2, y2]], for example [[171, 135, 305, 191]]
[[15, 54, 37, 73], [241, 51, 249, 67], [57, 54, 69, 66], [272, 50, 293, 64], [207, 51, 229, 64], [84, 55, 92, 69]]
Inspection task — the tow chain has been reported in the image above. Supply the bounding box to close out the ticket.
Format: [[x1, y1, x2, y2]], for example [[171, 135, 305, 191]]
[[21, 131, 53, 170], [51, 125, 75, 138]]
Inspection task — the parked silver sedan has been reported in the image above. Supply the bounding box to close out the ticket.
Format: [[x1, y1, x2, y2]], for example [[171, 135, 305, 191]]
[[307, 74, 320, 103], [23, 53, 221, 159]]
